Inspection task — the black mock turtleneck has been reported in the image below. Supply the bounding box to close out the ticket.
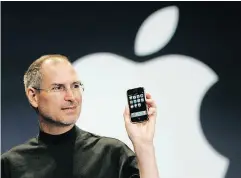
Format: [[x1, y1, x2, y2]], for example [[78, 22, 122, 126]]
[[38, 126, 76, 178], [2, 125, 140, 178]]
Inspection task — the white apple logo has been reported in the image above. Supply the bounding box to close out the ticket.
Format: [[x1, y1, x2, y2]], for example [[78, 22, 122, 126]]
[[73, 6, 229, 178]]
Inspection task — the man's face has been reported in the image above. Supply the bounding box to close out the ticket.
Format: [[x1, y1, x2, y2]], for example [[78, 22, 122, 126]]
[[36, 60, 83, 126]]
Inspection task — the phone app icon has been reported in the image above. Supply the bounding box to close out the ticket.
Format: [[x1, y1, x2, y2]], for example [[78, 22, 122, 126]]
[[138, 103, 141, 107], [137, 95, 140, 98], [130, 100, 133, 104], [137, 99, 140, 102], [129, 96, 132, 100], [141, 98, 144, 102], [134, 100, 137, 103], [131, 105, 134, 108], [133, 96, 136, 99], [134, 104, 137, 108], [140, 94, 143, 97]]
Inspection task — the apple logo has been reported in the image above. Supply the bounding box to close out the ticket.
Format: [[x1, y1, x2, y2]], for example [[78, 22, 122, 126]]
[[73, 6, 229, 178]]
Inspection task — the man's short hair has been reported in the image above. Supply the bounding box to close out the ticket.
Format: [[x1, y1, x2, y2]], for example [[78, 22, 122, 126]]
[[23, 54, 70, 91]]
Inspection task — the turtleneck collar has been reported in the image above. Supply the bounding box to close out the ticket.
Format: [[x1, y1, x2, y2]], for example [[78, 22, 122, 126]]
[[38, 125, 77, 145]]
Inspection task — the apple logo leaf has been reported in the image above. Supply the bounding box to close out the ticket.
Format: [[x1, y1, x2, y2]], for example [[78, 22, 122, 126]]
[[134, 6, 179, 56]]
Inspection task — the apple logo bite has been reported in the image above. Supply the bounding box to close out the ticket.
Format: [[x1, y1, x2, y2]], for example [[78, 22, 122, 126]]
[[73, 5, 229, 178]]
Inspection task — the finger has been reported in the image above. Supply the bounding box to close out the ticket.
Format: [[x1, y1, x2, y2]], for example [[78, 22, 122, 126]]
[[145, 93, 152, 99], [123, 105, 131, 123], [146, 98, 157, 109], [148, 108, 157, 126], [148, 107, 157, 116]]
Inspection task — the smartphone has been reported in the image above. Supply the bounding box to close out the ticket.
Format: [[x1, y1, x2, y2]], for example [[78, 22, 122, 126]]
[[127, 87, 148, 123]]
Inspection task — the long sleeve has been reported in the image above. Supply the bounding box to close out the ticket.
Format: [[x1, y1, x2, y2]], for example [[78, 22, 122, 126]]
[[1, 155, 11, 178], [118, 143, 140, 178]]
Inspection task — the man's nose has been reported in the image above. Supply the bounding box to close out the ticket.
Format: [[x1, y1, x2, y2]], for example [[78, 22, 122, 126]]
[[64, 88, 75, 101]]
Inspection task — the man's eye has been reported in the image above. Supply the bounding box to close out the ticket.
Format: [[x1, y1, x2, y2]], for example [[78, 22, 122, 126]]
[[74, 84, 80, 88], [52, 86, 63, 91]]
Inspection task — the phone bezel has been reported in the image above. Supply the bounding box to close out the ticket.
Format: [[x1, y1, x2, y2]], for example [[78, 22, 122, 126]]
[[127, 87, 149, 123]]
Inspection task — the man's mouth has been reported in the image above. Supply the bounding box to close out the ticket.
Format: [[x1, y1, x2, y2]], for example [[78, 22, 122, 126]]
[[61, 106, 77, 110]]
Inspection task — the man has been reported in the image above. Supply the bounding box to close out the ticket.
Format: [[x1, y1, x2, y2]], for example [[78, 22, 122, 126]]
[[1, 54, 159, 178]]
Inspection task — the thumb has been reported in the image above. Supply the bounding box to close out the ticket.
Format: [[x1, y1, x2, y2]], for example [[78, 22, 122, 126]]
[[123, 105, 131, 124]]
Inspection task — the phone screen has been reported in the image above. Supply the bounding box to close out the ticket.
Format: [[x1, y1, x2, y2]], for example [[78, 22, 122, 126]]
[[127, 87, 148, 123]]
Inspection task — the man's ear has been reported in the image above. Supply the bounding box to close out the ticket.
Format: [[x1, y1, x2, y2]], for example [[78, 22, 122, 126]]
[[26, 87, 39, 108]]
